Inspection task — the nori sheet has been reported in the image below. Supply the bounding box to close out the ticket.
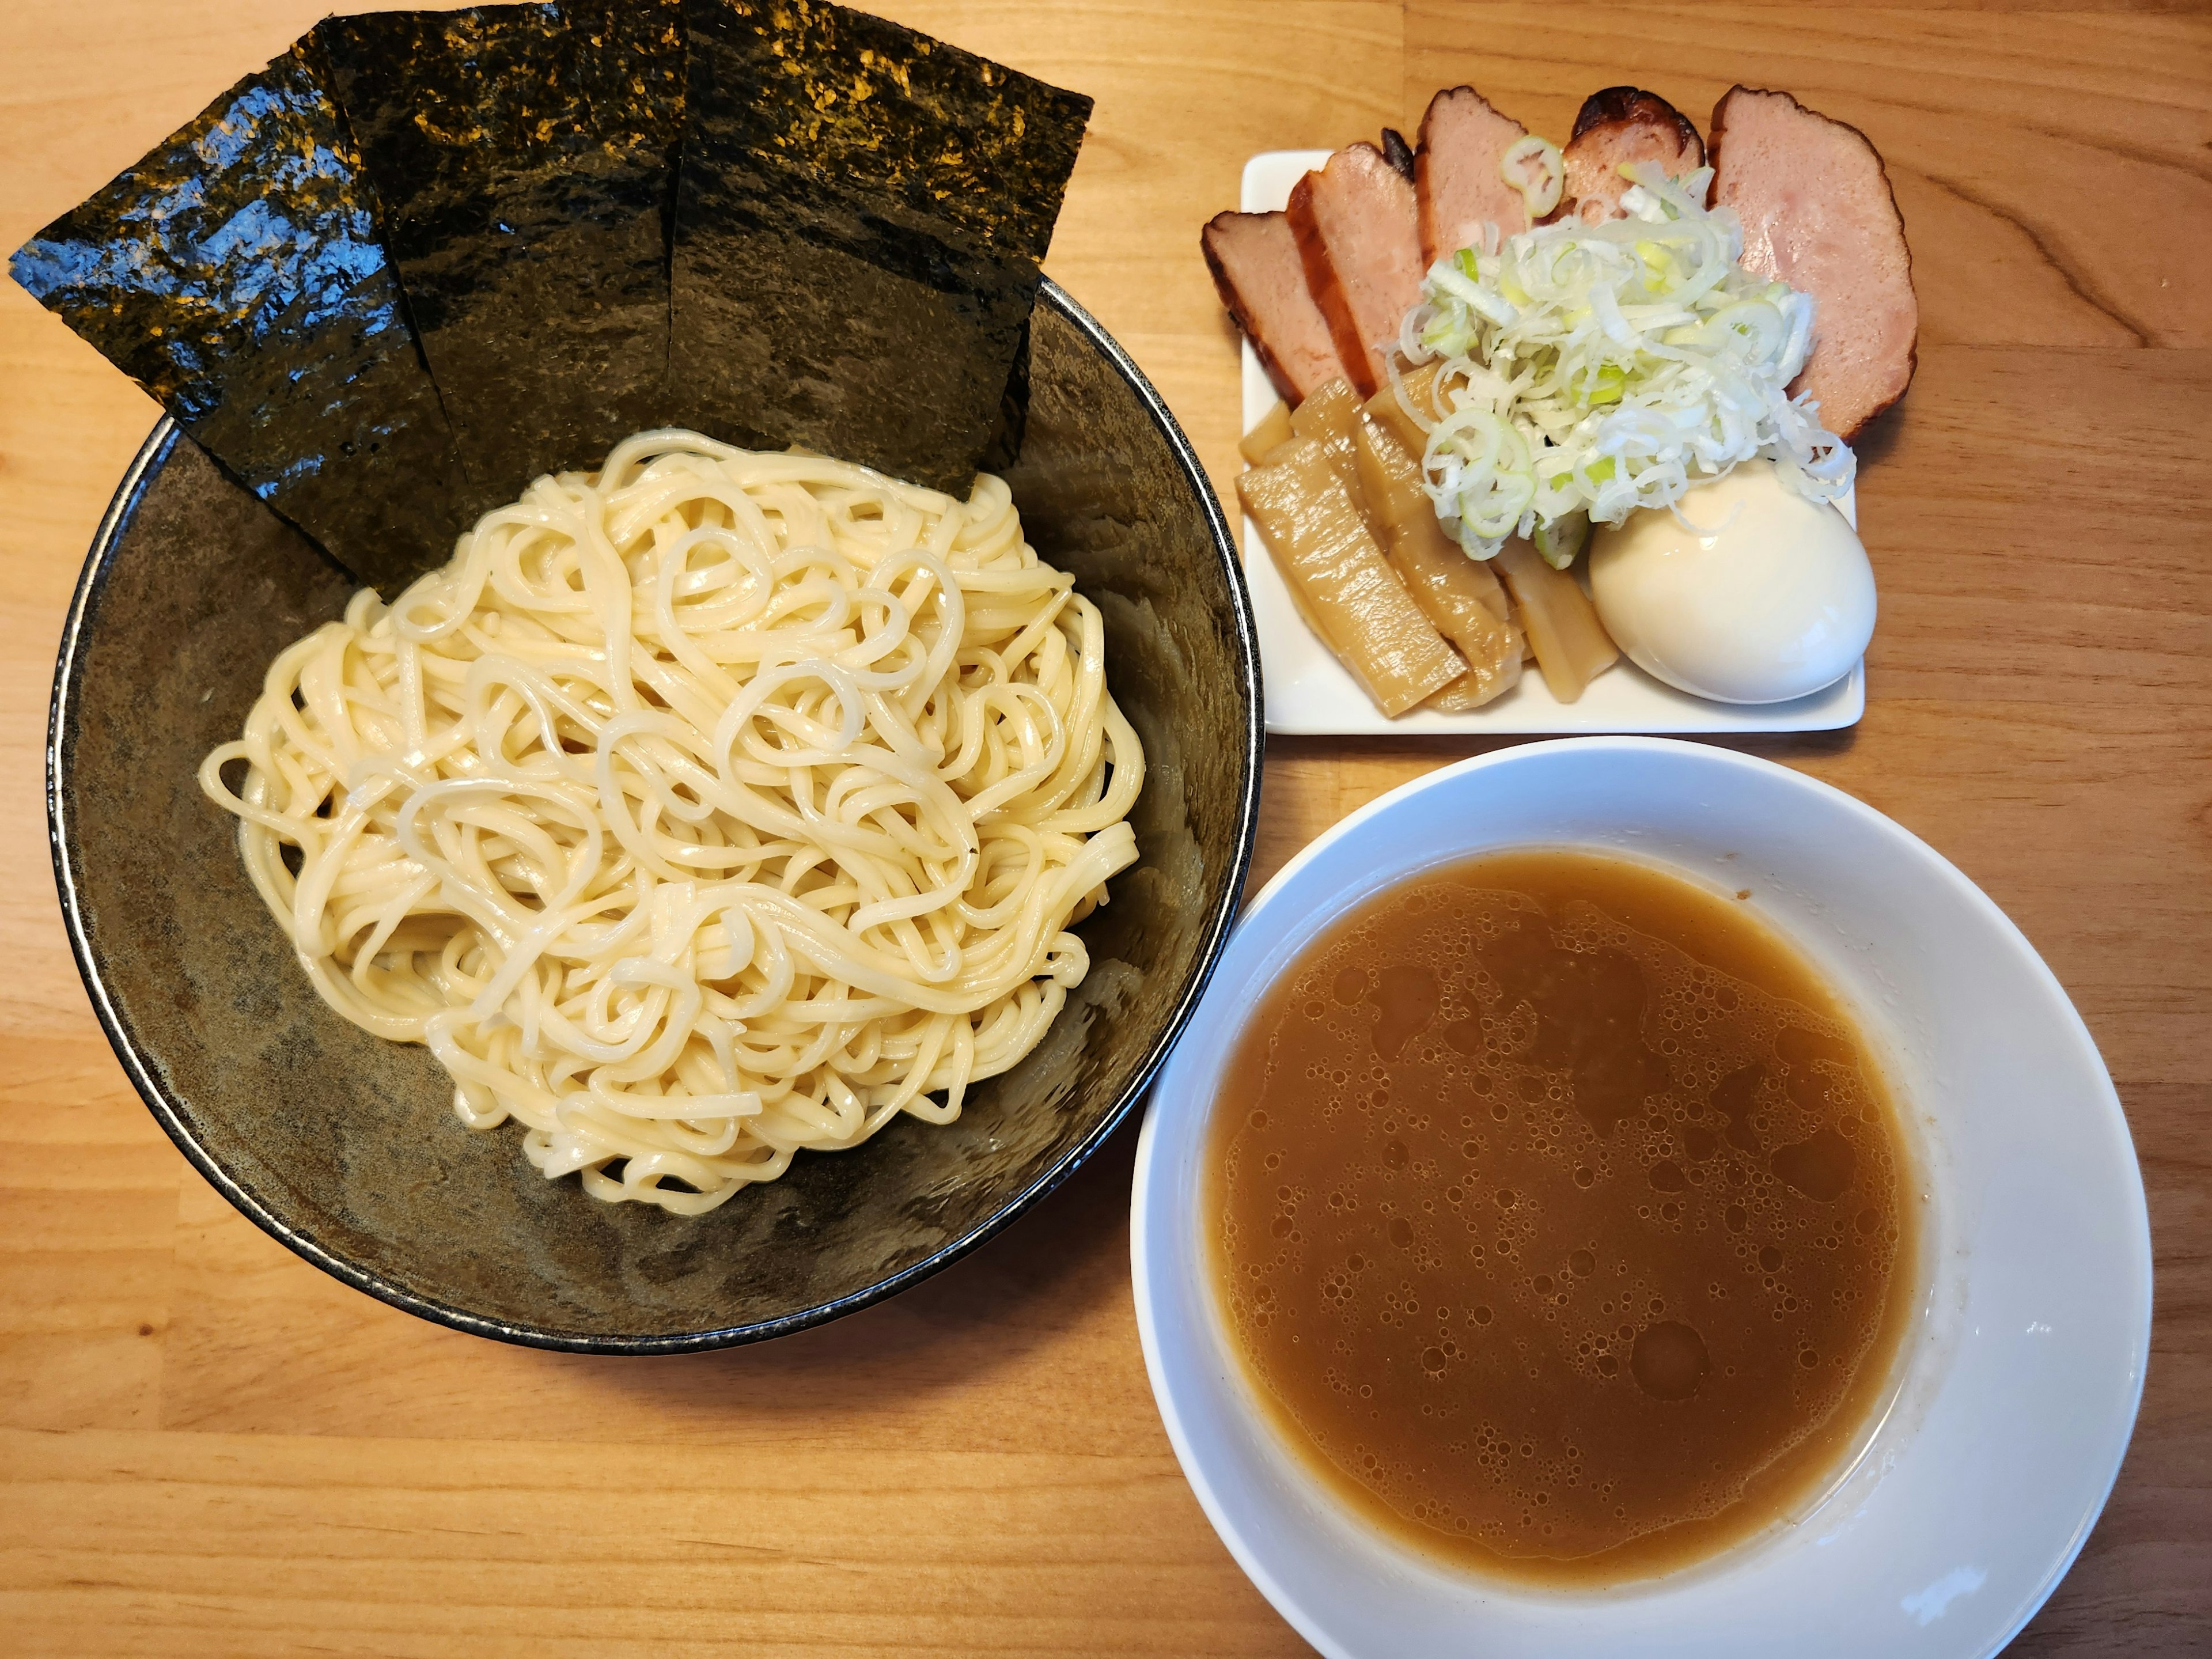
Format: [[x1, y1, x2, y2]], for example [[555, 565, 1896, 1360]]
[[668, 0, 1091, 494], [14, 1, 1092, 568], [316, 1, 684, 503], [7, 41, 471, 592]]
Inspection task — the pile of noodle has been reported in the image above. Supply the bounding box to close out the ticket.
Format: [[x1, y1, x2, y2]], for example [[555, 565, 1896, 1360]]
[[200, 430, 1143, 1214]]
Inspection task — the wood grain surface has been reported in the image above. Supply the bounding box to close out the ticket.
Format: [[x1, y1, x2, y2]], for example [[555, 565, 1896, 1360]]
[[2, 2, 2207, 1653]]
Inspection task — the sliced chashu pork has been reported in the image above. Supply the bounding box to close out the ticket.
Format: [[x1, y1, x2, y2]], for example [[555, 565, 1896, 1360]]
[[1415, 86, 1532, 264], [1552, 86, 1704, 225], [1202, 209, 1352, 405], [1286, 143, 1425, 397], [1708, 85, 1917, 441]]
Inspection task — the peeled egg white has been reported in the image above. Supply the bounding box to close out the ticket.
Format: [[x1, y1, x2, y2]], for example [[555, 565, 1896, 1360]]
[[1588, 461, 1876, 705]]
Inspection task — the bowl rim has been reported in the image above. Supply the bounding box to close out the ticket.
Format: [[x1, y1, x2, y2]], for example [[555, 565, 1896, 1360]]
[[49, 275, 1264, 1355], [1130, 735, 2152, 1658]]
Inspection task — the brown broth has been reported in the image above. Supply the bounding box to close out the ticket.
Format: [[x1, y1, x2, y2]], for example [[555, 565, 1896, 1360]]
[[1207, 849, 1919, 1587]]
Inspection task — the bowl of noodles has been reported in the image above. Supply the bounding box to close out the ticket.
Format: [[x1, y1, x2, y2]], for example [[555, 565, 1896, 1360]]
[[50, 279, 1261, 1352]]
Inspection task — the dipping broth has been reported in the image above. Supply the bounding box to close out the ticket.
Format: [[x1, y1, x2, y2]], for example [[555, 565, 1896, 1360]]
[[1207, 849, 1919, 1586]]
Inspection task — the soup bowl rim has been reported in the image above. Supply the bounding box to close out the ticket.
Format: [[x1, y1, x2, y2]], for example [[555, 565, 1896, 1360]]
[[1130, 734, 2150, 1657]]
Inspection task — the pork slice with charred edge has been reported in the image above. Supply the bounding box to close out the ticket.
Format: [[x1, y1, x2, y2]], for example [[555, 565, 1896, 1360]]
[[1202, 209, 1353, 406], [1285, 142, 1425, 397], [1707, 85, 1918, 442], [1415, 86, 1532, 266], [1548, 86, 1704, 226]]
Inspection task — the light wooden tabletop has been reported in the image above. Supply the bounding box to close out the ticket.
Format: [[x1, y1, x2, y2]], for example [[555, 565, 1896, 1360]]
[[3, 2, 2207, 1653]]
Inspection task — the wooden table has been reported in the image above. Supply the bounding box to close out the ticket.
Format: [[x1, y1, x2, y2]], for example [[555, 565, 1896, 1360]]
[[2, 2, 2206, 1653]]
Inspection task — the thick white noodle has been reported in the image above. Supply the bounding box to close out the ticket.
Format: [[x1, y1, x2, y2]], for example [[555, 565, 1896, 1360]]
[[200, 431, 1145, 1215]]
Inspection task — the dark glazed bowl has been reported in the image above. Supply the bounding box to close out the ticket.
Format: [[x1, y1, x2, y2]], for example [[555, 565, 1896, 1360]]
[[50, 279, 1261, 1353]]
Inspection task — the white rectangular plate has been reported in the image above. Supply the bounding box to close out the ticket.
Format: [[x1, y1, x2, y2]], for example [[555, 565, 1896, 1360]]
[[1238, 149, 1863, 737]]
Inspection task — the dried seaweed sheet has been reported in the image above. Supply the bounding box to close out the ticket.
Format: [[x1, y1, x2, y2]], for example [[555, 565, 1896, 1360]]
[[316, 1, 684, 504], [7, 42, 470, 591], [668, 0, 1090, 494]]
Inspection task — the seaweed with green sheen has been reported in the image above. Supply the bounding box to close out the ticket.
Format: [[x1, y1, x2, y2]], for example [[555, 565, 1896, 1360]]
[[668, 0, 1090, 494], [7, 41, 472, 590], [316, 1, 684, 503]]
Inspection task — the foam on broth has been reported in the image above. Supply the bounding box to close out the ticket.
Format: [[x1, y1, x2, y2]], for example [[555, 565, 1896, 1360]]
[[1207, 849, 1921, 1587]]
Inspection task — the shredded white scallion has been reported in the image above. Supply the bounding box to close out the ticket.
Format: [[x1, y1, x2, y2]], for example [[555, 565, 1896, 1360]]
[[1401, 162, 1854, 563], [1499, 135, 1564, 220]]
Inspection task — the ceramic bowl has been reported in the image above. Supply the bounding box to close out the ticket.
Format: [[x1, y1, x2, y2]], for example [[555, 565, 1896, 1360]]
[[54, 279, 1262, 1353], [1132, 737, 2149, 1658]]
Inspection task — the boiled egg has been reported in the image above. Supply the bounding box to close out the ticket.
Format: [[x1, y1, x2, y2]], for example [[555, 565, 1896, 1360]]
[[1588, 461, 1875, 704]]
